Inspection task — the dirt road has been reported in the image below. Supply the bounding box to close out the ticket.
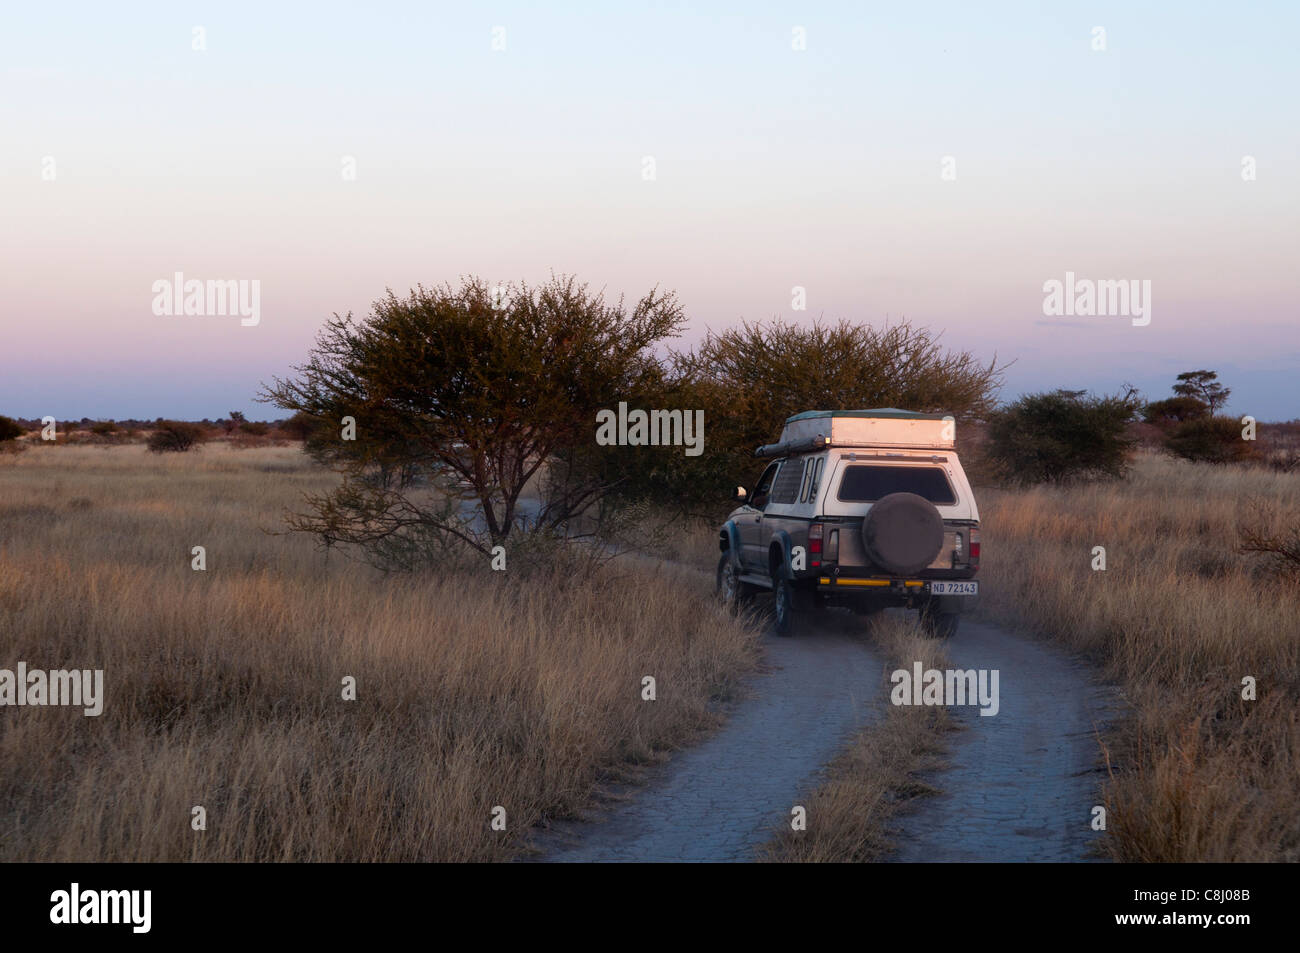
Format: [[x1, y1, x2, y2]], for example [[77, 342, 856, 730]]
[[889, 618, 1118, 862], [535, 601, 1114, 863], [538, 618, 884, 862]]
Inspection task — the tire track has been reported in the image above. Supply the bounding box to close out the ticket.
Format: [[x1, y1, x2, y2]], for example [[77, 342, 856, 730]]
[[533, 605, 1116, 862], [536, 619, 884, 863], [888, 618, 1119, 862]]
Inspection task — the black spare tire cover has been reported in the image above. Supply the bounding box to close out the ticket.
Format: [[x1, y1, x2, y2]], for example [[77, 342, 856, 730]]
[[861, 492, 944, 575]]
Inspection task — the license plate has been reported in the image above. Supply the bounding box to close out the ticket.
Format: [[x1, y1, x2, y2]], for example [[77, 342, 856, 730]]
[[928, 581, 978, 596]]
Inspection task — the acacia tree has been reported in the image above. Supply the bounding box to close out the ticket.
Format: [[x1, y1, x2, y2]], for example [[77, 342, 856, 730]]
[[260, 275, 684, 568], [147, 421, 205, 453], [648, 319, 1005, 509], [1173, 370, 1230, 414]]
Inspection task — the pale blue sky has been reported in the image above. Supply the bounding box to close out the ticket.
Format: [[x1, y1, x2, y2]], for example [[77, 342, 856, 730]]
[[2, 1, 1297, 419]]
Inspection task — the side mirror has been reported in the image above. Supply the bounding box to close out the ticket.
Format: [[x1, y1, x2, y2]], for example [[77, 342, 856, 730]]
[[733, 486, 748, 503]]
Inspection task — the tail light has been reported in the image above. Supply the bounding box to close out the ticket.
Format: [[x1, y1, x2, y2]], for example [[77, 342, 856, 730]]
[[808, 523, 823, 568], [969, 527, 980, 572]]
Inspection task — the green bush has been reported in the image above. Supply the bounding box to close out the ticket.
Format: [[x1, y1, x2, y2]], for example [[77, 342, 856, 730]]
[[0, 416, 23, 442], [147, 421, 205, 453], [1144, 396, 1209, 427], [985, 389, 1142, 485], [1165, 416, 1256, 464]]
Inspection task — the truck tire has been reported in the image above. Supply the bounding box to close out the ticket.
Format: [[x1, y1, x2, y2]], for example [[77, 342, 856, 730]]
[[716, 553, 756, 615], [773, 576, 806, 637], [862, 492, 945, 575]]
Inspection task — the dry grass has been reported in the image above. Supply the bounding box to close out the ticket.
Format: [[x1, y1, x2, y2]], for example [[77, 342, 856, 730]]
[[635, 513, 721, 569], [0, 445, 760, 861], [975, 451, 1300, 861], [762, 613, 953, 862]]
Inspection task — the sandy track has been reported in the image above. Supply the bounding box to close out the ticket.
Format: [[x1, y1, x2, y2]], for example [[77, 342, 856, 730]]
[[889, 618, 1118, 862], [537, 619, 884, 862], [528, 553, 1114, 862]]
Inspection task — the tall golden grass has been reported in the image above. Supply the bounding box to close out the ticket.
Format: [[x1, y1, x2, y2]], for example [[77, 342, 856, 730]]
[[975, 452, 1300, 861], [0, 445, 760, 861]]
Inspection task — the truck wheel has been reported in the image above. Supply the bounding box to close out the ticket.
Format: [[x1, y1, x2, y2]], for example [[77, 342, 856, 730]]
[[773, 576, 805, 637], [716, 553, 755, 615], [862, 492, 945, 575]]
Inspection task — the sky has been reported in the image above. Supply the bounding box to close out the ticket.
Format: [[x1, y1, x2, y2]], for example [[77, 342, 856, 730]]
[[2, 1, 1297, 421]]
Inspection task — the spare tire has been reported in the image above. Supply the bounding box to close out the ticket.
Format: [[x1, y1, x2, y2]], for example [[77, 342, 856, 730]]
[[861, 492, 944, 575]]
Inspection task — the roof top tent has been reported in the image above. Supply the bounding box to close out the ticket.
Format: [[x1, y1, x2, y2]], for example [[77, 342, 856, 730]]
[[756, 408, 954, 457]]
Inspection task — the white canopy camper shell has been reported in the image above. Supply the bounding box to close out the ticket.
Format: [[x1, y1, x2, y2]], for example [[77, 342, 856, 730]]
[[756, 408, 954, 458]]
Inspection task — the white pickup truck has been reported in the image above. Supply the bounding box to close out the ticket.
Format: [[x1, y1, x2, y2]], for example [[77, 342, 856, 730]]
[[716, 409, 981, 637]]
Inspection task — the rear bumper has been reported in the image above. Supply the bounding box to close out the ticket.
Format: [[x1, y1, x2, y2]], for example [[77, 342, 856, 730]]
[[814, 565, 977, 588], [817, 575, 924, 591], [812, 573, 979, 611]]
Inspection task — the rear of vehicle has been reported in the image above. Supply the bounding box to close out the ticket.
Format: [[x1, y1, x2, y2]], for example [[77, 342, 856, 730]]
[[717, 409, 982, 637], [809, 449, 980, 634], [763, 409, 980, 637]]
